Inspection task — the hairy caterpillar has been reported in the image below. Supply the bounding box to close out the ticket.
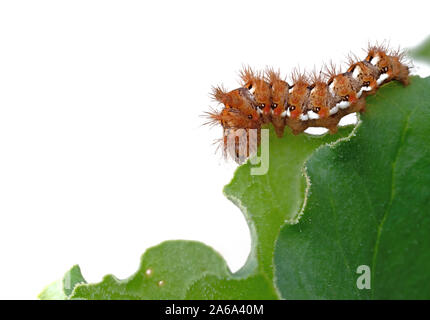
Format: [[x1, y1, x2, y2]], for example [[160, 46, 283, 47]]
[[205, 44, 410, 162]]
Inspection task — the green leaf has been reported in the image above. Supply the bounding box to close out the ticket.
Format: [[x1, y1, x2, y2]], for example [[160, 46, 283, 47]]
[[274, 76, 430, 299], [38, 265, 86, 300], [70, 241, 230, 299], [185, 274, 278, 300], [411, 36, 430, 62]]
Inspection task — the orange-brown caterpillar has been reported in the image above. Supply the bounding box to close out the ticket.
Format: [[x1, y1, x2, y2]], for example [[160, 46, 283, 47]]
[[205, 44, 410, 162]]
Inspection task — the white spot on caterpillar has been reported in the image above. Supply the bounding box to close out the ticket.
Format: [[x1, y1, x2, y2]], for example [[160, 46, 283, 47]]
[[249, 86, 256, 95], [281, 110, 287, 117], [377, 73, 389, 85], [286, 109, 291, 117], [300, 113, 309, 121], [329, 106, 339, 115], [329, 82, 336, 96], [289, 87, 294, 94], [370, 55, 380, 66], [307, 110, 320, 120], [336, 101, 350, 109], [352, 66, 362, 79], [305, 127, 329, 135], [357, 86, 373, 98], [339, 112, 358, 126]]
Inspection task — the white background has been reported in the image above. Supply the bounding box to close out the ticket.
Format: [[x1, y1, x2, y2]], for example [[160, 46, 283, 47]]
[[0, 0, 429, 299]]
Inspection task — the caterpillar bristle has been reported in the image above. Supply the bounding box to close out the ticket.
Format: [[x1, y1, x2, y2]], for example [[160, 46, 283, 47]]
[[201, 105, 224, 128], [323, 60, 342, 79], [265, 67, 282, 83], [290, 67, 308, 84], [239, 66, 257, 89], [205, 43, 411, 163], [309, 68, 326, 84], [369, 41, 391, 57], [346, 52, 361, 67]]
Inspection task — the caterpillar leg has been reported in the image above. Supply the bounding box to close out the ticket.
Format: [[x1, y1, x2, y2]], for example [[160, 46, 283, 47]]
[[396, 67, 410, 86], [328, 125, 338, 134], [272, 117, 286, 138], [357, 98, 367, 113]]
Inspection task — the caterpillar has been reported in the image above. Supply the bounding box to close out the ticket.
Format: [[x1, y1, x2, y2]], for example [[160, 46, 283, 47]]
[[205, 44, 410, 162]]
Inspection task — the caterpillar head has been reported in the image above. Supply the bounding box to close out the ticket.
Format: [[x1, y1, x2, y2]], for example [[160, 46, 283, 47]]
[[208, 107, 261, 130], [210, 86, 260, 129]]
